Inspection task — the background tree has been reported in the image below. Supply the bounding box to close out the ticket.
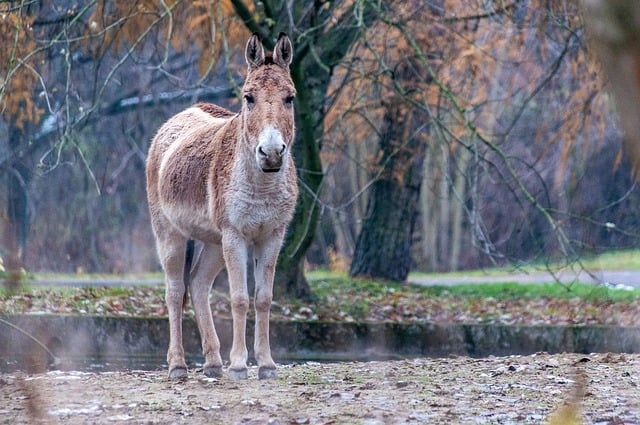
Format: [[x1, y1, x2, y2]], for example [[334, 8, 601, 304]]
[[0, 0, 379, 298], [322, 0, 640, 280], [1, 0, 247, 275], [229, 0, 377, 298], [1, 4, 43, 277], [1, 0, 639, 292], [348, 2, 441, 280], [582, 0, 640, 175]]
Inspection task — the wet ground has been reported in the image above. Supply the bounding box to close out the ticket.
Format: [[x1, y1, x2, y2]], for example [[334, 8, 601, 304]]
[[1, 353, 639, 424], [4, 270, 638, 423]]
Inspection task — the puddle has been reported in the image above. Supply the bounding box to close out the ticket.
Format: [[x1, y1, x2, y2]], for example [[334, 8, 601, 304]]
[[1, 355, 166, 373]]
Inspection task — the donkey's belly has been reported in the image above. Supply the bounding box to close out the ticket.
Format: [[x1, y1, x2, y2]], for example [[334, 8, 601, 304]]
[[162, 203, 222, 244]]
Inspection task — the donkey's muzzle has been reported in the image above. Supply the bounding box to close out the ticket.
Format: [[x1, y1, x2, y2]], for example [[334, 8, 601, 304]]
[[257, 143, 285, 173]]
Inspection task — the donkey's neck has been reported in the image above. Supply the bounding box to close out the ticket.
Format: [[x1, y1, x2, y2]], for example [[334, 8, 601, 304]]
[[225, 131, 295, 241]]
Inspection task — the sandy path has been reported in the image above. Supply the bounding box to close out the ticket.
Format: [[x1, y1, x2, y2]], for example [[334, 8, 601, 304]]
[[2, 353, 638, 424]]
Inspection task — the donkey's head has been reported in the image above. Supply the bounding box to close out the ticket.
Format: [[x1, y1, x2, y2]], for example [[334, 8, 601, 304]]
[[241, 33, 296, 173]]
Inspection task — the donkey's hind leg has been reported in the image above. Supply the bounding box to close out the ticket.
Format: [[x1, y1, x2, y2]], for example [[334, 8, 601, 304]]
[[157, 232, 190, 380], [188, 243, 226, 378]]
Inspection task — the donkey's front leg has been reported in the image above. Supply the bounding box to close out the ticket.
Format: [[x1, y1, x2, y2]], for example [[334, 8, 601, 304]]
[[222, 231, 250, 380], [253, 234, 284, 379]]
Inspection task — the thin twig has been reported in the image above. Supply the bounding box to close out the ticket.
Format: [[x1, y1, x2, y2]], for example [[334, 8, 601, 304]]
[[0, 317, 59, 364]]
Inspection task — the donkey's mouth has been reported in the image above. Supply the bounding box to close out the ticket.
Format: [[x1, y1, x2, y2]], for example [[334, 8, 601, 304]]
[[262, 167, 281, 173]]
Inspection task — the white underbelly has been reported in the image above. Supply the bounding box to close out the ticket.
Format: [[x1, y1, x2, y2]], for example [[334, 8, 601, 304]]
[[162, 202, 222, 244]]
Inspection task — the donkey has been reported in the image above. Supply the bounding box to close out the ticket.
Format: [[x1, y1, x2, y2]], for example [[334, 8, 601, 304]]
[[146, 33, 298, 380]]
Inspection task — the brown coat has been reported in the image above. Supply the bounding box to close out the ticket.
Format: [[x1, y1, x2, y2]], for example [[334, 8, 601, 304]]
[[145, 33, 297, 380]]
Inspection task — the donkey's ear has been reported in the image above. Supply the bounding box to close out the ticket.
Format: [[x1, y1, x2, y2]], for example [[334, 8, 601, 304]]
[[245, 33, 265, 71], [273, 32, 293, 69]]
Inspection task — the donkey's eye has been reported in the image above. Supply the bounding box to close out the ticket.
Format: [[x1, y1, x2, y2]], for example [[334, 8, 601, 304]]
[[284, 95, 294, 106], [244, 94, 255, 105]]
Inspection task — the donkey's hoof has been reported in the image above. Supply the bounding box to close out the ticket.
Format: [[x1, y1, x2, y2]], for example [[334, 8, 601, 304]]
[[203, 365, 223, 378], [258, 367, 278, 380], [168, 366, 188, 380], [228, 368, 248, 380]]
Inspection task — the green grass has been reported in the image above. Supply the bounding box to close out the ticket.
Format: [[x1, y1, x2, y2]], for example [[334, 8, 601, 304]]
[[515, 248, 640, 272], [409, 249, 640, 281], [307, 273, 640, 303], [577, 249, 640, 270], [307, 248, 640, 304], [423, 282, 640, 302], [2, 269, 638, 324], [3, 249, 639, 306], [0, 284, 161, 300], [309, 273, 413, 301], [31, 272, 164, 282]]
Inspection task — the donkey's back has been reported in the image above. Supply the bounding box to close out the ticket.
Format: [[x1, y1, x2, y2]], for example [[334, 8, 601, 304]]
[[146, 103, 238, 243]]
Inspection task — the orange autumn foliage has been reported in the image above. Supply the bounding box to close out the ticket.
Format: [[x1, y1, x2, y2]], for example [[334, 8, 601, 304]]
[[0, 0, 249, 132], [0, 5, 44, 129], [325, 0, 610, 187], [83, 1, 249, 75]]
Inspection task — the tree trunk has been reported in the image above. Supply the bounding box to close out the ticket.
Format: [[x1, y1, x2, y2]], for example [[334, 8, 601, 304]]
[[273, 67, 321, 299], [420, 147, 437, 271], [2, 126, 29, 287], [350, 105, 426, 281], [438, 143, 451, 267], [449, 145, 471, 271], [582, 0, 640, 177], [244, 1, 378, 299]]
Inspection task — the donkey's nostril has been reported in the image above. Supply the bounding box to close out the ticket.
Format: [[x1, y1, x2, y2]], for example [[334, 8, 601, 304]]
[[258, 146, 267, 157], [279, 144, 286, 156]]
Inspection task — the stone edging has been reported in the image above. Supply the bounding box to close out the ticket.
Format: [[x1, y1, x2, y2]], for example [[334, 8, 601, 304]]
[[1, 315, 639, 371]]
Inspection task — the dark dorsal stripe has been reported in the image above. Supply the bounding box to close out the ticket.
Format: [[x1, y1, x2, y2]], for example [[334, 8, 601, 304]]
[[195, 102, 235, 118]]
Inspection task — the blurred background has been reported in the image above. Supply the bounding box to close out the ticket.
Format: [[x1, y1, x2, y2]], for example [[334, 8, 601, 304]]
[[1, 0, 639, 293]]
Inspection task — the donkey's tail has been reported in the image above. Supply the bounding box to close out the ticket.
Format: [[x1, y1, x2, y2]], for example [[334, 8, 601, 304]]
[[182, 239, 195, 311]]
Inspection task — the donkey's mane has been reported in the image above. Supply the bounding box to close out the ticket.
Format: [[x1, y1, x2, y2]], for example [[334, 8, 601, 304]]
[[195, 102, 235, 118]]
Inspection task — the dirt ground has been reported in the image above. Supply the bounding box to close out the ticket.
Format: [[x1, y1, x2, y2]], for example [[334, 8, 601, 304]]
[[1, 353, 638, 424]]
